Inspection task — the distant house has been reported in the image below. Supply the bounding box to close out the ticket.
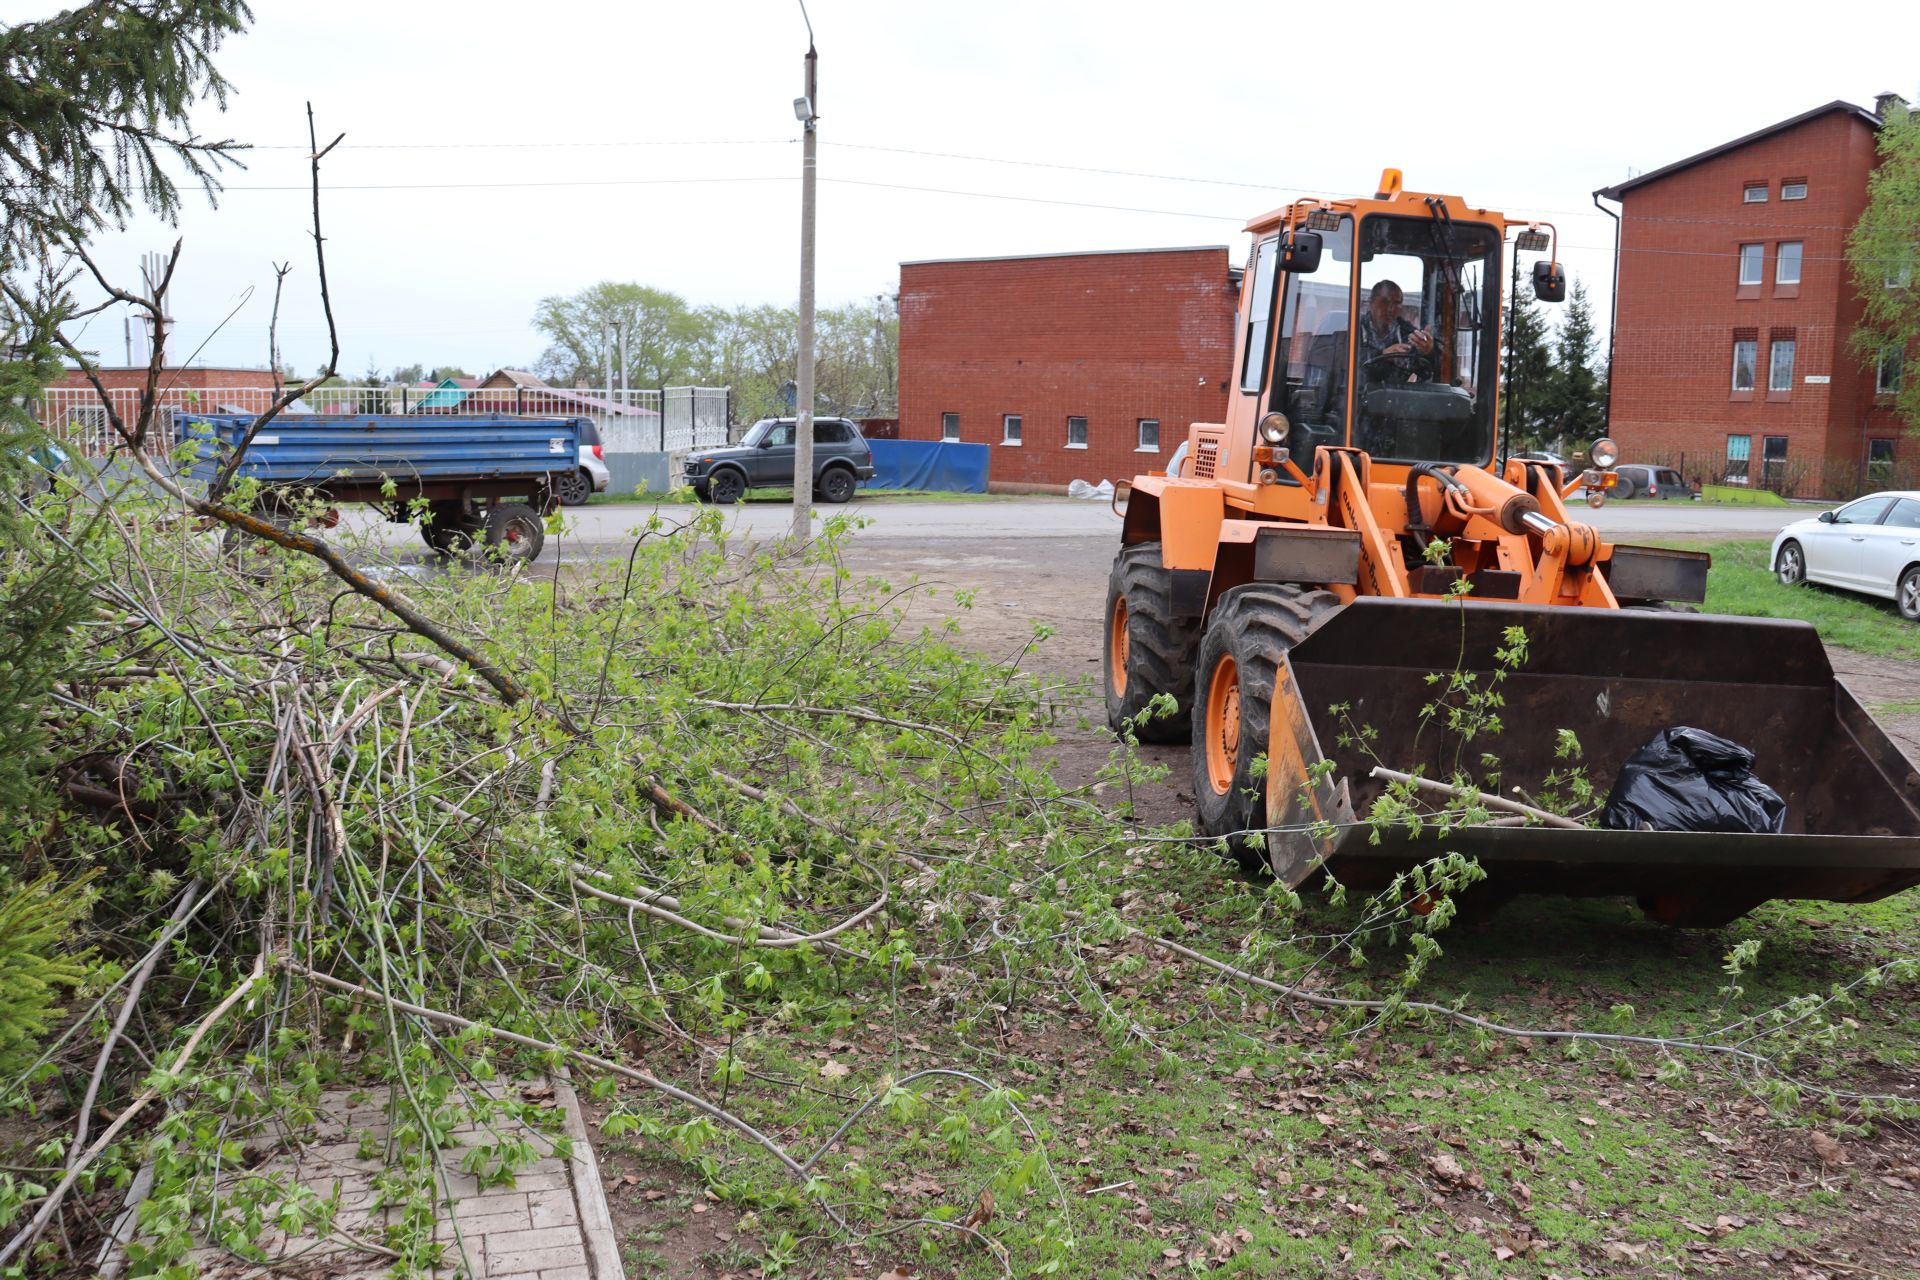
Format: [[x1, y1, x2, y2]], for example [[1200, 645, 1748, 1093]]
[[470, 368, 660, 421], [1596, 96, 1911, 498]]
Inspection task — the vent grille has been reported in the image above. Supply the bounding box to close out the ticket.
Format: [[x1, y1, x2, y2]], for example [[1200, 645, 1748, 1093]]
[[1191, 429, 1224, 479]]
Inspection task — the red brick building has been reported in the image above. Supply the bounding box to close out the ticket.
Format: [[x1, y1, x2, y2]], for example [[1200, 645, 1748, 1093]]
[[896, 246, 1241, 490], [1597, 98, 1909, 498]]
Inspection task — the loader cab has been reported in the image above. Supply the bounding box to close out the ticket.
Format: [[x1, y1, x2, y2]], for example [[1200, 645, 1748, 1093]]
[[1230, 198, 1506, 481]]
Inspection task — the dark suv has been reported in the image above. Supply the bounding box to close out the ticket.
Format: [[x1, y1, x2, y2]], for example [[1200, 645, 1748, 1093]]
[[1612, 464, 1692, 500], [683, 417, 876, 505]]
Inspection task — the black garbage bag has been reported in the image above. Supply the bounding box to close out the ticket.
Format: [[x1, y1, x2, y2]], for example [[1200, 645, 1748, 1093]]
[[1601, 727, 1787, 834]]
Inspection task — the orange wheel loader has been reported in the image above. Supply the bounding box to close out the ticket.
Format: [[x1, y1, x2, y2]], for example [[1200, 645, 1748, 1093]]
[[1105, 171, 1920, 927]]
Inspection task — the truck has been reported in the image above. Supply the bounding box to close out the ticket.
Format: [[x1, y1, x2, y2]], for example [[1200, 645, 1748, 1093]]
[[186, 412, 582, 564], [1106, 171, 1920, 926]]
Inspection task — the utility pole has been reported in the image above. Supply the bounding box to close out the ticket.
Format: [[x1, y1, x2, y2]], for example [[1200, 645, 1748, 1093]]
[[601, 323, 612, 398], [617, 318, 629, 408], [790, 14, 818, 539]]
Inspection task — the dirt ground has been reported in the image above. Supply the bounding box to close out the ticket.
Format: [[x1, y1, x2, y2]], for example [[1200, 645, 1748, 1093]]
[[838, 533, 1920, 806]]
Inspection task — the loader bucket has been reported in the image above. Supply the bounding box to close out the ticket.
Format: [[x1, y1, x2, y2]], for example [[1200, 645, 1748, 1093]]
[[1264, 598, 1920, 926]]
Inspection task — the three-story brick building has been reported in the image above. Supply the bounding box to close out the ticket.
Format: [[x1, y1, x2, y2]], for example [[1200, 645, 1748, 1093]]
[[1597, 97, 1909, 498]]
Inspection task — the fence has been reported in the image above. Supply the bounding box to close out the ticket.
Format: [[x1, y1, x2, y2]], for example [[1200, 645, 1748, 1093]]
[[1631, 444, 1919, 503], [32, 384, 730, 458]]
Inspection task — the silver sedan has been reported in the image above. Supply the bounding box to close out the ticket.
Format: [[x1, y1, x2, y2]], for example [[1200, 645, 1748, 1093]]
[[1770, 490, 1920, 621]]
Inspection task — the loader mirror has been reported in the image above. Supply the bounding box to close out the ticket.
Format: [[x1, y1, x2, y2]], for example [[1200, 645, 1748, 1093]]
[[1278, 231, 1323, 274], [1533, 260, 1567, 302]]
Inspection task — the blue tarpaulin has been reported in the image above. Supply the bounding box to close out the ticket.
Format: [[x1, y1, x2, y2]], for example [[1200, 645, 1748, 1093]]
[[862, 439, 989, 493]]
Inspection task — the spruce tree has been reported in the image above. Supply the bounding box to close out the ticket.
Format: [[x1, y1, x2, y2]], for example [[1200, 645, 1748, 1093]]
[[1549, 278, 1608, 446]]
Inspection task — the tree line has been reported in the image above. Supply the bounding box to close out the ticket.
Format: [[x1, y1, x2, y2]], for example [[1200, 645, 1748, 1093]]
[[1502, 275, 1609, 455], [530, 283, 899, 424]]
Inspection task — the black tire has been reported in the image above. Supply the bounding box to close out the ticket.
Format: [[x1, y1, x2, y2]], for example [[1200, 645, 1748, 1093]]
[[483, 502, 544, 565], [553, 468, 593, 507], [422, 501, 478, 556], [1192, 584, 1341, 870], [1775, 539, 1806, 586], [1103, 544, 1201, 744], [709, 468, 746, 505], [1899, 566, 1920, 623], [818, 466, 857, 504]]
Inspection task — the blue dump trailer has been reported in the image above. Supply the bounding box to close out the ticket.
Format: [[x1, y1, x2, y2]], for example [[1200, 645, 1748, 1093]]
[[185, 413, 584, 563]]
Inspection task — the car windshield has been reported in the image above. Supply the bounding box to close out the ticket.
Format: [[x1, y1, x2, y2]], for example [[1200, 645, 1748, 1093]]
[[742, 420, 773, 447]]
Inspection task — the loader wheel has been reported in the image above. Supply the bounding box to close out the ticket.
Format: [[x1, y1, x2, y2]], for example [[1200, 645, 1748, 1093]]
[[1192, 584, 1340, 871], [1103, 544, 1202, 744]]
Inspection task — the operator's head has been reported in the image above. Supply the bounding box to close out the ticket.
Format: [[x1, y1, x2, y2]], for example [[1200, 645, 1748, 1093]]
[[1368, 280, 1404, 329]]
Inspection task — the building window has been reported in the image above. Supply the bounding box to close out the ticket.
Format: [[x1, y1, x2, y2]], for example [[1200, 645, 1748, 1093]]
[[1775, 241, 1802, 285], [1066, 416, 1089, 449], [1781, 180, 1808, 201], [1879, 351, 1904, 395], [1738, 243, 1763, 286], [1762, 435, 1789, 487], [1136, 418, 1160, 451], [1002, 413, 1022, 445], [1743, 183, 1768, 203], [1769, 338, 1796, 392], [1731, 339, 1757, 392], [941, 412, 959, 441], [1725, 434, 1751, 486], [1869, 438, 1896, 487]]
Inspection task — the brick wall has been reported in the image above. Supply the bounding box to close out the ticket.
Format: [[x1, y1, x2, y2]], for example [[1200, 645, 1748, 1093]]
[[48, 366, 274, 394], [897, 247, 1239, 489], [1608, 108, 1894, 496]]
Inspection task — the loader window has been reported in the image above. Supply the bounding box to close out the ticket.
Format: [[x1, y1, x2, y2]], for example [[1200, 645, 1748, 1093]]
[[1240, 237, 1280, 394], [1271, 213, 1354, 475], [1353, 215, 1501, 467]]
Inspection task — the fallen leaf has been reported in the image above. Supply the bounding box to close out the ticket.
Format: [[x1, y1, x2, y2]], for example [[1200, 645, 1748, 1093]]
[[820, 1059, 851, 1080], [1810, 1131, 1847, 1167], [961, 1186, 995, 1229], [1602, 1240, 1649, 1262]]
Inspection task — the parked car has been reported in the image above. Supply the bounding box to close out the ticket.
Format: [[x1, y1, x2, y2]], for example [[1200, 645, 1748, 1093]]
[[1514, 449, 1568, 467], [684, 417, 875, 505], [552, 417, 611, 506], [1771, 490, 1920, 621], [1612, 463, 1690, 500]]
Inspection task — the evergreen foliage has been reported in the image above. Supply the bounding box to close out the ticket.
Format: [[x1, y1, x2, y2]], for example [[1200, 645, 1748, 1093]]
[[0, 1, 252, 263], [1847, 96, 1920, 430], [0, 872, 95, 1081], [1504, 272, 1609, 453]]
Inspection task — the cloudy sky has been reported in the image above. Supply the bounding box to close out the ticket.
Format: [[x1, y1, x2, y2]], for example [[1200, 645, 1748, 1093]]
[[20, 0, 1917, 380]]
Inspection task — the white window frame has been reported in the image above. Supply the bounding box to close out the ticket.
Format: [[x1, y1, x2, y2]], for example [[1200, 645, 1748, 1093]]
[[1001, 413, 1022, 446], [1743, 184, 1768, 203], [1731, 340, 1757, 391], [1769, 339, 1796, 392], [1065, 416, 1089, 449], [941, 412, 959, 442], [1738, 243, 1763, 286], [1878, 351, 1904, 395], [1781, 181, 1808, 201], [1775, 241, 1802, 285], [1136, 419, 1160, 452]]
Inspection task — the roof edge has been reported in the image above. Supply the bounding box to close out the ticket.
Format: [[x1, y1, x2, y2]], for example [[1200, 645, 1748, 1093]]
[[1594, 99, 1881, 200], [900, 244, 1231, 269]]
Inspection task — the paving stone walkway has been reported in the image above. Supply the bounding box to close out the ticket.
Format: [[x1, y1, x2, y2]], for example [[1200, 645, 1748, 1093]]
[[124, 1076, 622, 1279]]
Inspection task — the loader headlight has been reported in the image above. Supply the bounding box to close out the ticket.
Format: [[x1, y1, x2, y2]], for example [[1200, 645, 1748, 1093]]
[[1589, 437, 1619, 469], [1258, 412, 1290, 445]]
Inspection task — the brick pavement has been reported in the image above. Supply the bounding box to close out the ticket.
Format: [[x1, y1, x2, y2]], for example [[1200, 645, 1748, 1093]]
[[112, 1077, 622, 1279]]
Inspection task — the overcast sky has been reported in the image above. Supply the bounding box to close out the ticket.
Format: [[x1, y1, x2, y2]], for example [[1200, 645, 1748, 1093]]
[[18, 0, 1917, 380]]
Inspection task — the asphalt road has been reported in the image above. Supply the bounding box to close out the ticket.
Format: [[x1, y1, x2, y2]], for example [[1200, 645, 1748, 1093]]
[[535, 495, 1805, 549]]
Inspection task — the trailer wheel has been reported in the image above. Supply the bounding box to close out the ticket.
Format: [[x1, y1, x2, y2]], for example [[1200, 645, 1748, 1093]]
[[422, 501, 478, 556], [483, 502, 544, 565], [1192, 583, 1340, 871], [1103, 544, 1201, 744]]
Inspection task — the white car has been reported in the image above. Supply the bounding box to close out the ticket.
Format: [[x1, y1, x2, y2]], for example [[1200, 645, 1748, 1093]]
[[1770, 490, 1920, 621], [553, 418, 612, 506]]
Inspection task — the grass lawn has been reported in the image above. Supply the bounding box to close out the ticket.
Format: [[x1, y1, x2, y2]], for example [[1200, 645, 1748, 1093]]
[[1671, 538, 1920, 659], [1698, 484, 1790, 506]]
